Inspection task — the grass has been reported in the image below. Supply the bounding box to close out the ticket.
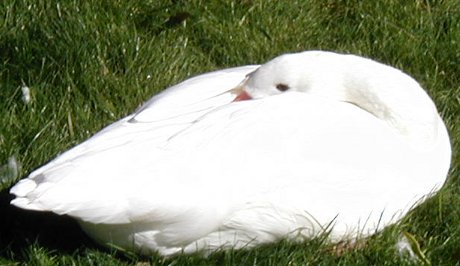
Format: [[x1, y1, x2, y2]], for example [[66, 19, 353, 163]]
[[0, 0, 459, 265]]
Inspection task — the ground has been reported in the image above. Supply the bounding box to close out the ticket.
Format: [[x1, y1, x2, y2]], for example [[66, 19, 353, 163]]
[[0, 1, 459, 265]]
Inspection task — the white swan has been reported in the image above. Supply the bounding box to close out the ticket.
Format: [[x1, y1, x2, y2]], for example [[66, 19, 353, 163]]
[[10, 51, 451, 256]]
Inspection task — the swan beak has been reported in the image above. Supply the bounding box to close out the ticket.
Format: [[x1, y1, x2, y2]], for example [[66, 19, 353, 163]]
[[231, 81, 253, 102], [233, 89, 252, 101]]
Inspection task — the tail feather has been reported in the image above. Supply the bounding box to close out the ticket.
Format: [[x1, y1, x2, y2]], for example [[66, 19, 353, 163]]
[[10, 178, 49, 211], [10, 197, 45, 211], [10, 178, 37, 197]]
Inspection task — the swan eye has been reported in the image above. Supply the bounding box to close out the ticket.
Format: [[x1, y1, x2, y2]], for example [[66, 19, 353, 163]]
[[276, 83, 290, 92]]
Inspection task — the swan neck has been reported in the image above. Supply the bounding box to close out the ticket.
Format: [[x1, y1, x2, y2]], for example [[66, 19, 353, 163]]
[[341, 72, 439, 148]]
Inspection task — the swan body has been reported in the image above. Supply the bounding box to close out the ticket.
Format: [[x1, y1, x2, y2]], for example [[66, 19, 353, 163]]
[[10, 51, 451, 256]]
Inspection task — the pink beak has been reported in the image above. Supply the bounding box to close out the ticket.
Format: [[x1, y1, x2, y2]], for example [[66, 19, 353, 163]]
[[233, 90, 252, 101], [231, 73, 254, 102]]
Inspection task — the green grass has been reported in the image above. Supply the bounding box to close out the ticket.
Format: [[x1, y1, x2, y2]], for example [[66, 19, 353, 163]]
[[1, 0, 459, 265]]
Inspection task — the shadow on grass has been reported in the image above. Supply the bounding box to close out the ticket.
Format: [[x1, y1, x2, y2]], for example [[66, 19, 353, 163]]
[[0, 189, 98, 258]]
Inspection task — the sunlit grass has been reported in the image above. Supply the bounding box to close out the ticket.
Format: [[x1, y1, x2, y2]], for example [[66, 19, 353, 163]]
[[1, 0, 459, 265]]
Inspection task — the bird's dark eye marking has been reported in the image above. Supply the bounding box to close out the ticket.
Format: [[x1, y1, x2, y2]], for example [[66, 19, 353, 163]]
[[276, 83, 290, 92]]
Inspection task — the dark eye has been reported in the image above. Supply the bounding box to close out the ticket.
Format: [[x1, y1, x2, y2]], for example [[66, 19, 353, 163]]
[[276, 83, 290, 92]]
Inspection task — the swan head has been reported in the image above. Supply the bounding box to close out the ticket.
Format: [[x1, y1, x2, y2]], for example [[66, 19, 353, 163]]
[[232, 51, 445, 149], [233, 51, 344, 101]]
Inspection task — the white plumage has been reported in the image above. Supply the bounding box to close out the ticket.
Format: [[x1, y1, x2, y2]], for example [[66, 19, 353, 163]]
[[10, 51, 451, 256]]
